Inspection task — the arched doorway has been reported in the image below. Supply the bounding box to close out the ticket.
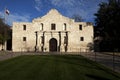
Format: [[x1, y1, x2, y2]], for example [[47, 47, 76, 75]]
[[49, 38, 57, 52]]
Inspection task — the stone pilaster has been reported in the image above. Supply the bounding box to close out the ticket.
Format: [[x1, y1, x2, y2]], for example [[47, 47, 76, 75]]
[[61, 32, 66, 52]]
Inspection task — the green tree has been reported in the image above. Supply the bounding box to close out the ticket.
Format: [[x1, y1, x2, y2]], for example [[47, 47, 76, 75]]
[[0, 18, 11, 50], [94, 0, 120, 51]]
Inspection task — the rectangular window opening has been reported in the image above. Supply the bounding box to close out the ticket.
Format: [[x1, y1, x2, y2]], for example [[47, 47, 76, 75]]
[[23, 25, 26, 30], [41, 23, 43, 30], [51, 23, 56, 30], [79, 25, 82, 30], [23, 37, 26, 41], [80, 37, 84, 41], [64, 23, 67, 30]]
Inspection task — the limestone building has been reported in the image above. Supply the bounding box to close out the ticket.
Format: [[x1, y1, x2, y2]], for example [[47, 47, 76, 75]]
[[12, 9, 94, 52]]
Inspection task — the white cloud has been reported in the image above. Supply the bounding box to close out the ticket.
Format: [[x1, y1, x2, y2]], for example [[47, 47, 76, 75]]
[[51, 0, 82, 8], [0, 11, 30, 26], [9, 14, 30, 25], [34, 0, 42, 12], [60, 0, 107, 22], [34, 0, 83, 11]]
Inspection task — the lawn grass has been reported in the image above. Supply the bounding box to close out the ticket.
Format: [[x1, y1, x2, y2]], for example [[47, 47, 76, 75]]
[[0, 55, 120, 80]]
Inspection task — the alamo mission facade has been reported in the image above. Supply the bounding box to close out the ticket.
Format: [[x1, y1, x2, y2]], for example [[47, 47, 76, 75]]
[[12, 9, 94, 52]]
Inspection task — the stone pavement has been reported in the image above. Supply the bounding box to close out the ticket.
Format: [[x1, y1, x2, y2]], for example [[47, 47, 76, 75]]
[[80, 52, 120, 73]]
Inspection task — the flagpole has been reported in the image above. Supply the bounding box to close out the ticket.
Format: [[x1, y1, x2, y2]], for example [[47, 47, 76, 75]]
[[4, 7, 10, 24], [4, 8, 6, 24], [4, 7, 6, 24]]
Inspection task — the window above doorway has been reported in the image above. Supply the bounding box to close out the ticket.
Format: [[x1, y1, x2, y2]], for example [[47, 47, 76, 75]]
[[51, 23, 56, 30], [41, 23, 43, 30], [63, 23, 67, 30]]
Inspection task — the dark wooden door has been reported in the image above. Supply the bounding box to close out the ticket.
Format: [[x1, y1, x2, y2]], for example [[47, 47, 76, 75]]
[[49, 38, 57, 52]]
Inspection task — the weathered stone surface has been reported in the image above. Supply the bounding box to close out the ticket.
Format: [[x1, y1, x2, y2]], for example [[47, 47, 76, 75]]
[[12, 9, 94, 52]]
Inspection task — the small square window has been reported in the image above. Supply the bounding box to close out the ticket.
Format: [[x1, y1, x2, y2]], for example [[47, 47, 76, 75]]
[[23, 37, 26, 41], [80, 37, 84, 41], [51, 24, 56, 30], [23, 25, 26, 30]]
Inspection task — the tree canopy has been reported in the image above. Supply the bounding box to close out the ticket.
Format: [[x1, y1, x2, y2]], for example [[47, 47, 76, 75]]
[[94, 0, 120, 51], [0, 18, 11, 45]]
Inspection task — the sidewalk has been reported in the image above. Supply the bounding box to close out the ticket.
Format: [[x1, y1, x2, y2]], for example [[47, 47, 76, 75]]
[[80, 52, 120, 73]]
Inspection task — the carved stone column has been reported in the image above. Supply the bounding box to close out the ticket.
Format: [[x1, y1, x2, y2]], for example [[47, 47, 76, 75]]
[[35, 31, 38, 52], [58, 32, 61, 52], [41, 32, 45, 52], [64, 32, 68, 52], [61, 32, 66, 52]]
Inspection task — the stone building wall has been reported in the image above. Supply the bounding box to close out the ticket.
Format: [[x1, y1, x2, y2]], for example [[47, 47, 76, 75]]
[[12, 9, 94, 52]]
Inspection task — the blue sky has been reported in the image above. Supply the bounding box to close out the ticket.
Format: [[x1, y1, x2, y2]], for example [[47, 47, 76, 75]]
[[0, 0, 108, 26]]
